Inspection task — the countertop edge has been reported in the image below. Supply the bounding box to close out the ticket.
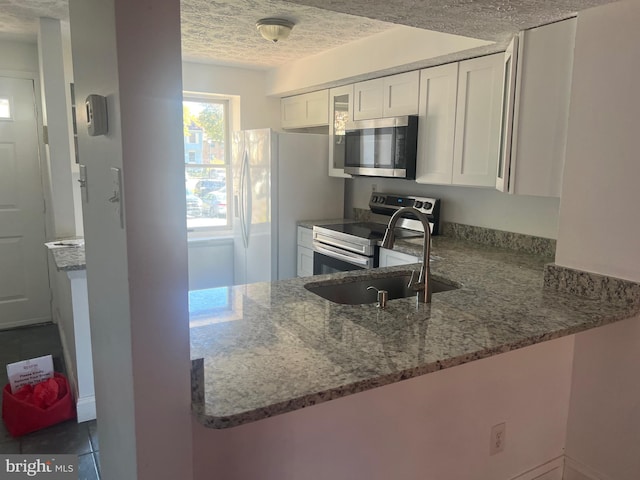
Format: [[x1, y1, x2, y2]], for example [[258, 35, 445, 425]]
[[191, 303, 639, 429]]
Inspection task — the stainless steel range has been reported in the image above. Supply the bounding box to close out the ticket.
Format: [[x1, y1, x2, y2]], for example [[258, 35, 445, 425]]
[[312, 193, 441, 274]]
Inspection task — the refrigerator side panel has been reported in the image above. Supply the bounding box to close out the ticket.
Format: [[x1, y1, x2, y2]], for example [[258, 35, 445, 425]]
[[277, 133, 345, 280], [243, 129, 274, 284]]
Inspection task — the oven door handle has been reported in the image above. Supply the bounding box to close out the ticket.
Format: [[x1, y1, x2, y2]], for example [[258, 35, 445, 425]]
[[313, 242, 371, 267]]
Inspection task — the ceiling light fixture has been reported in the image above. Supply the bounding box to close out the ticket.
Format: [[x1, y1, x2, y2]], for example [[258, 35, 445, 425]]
[[256, 18, 295, 43]]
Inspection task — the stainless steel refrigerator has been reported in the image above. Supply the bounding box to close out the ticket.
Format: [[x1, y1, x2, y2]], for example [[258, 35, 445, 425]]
[[232, 129, 344, 285]]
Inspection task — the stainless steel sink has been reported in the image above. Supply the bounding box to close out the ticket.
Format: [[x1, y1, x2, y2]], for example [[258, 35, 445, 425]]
[[304, 272, 458, 305]]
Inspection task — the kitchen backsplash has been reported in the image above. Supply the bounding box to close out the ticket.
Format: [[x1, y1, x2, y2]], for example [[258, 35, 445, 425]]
[[544, 264, 640, 307], [353, 207, 556, 257]]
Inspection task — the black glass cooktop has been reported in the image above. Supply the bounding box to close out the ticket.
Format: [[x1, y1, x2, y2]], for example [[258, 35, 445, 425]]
[[319, 222, 422, 241]]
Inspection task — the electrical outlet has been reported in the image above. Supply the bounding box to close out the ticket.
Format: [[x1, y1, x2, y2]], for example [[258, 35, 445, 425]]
[[372, 183, 377, 192], [490, 422, 506, 455]]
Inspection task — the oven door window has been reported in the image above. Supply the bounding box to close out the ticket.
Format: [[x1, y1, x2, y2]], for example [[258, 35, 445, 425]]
[[313, 252, 366, 275]]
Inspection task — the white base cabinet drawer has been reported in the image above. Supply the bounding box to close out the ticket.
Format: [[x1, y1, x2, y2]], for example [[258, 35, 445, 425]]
[[379, 248, 420, 267]]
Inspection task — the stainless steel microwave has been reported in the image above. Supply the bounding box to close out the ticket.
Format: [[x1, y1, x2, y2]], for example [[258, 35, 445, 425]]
[[344, 115, 418, 179]]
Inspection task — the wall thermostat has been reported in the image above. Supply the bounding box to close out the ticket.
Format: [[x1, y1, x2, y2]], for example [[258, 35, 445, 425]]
[[85, 94, 108, 136]]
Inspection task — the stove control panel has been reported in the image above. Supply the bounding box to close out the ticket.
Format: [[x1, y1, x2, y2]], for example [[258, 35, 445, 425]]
[[368, 192, 441, 235]]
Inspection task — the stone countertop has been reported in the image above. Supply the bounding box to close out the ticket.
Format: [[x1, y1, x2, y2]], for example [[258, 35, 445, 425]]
[[190, 236, 640, 429], [45, 240, 86, 272]]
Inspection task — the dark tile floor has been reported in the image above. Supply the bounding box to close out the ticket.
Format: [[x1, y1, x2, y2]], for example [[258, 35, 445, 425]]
[[0, 323, 100, 480]]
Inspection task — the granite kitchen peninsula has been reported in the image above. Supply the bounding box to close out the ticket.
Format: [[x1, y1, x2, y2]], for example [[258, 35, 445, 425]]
[[189, 230, 640, 429]]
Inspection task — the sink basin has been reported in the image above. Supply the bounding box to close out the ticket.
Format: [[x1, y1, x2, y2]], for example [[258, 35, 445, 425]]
[[304, 272, 458, 305]]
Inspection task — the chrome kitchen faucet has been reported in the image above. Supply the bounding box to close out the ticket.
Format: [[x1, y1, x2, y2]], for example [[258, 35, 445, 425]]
[[381, 206, 432, 303]]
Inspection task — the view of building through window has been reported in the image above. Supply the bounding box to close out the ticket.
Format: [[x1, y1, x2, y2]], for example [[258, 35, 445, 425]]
[[183, 99, 230, 230]]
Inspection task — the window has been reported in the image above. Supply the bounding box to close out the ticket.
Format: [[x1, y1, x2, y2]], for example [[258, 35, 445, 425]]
[[0, 98, 10, 119], [183, 98, 230, 231]]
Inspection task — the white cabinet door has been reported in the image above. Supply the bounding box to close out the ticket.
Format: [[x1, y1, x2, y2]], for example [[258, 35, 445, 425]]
[[452, 54, 504, 187], [496, 36, 519, 193], [383, 71, 420, 117], [354, 78, 384, 120], [506, 18, 577, 197], [281, 90, 329, 129], [328, 85, 353, 178], [354, 73, 420, 120], [297, 246, 314, 277], [378, 248, 420, 267], [297, 227, 314, 277], [416, 63, 459, 185], [297, 226, 313, 249]]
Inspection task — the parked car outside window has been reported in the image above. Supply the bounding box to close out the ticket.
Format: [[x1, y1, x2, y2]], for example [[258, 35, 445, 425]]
[[201, 188, 227, 218], [186, 193, 203, 218]]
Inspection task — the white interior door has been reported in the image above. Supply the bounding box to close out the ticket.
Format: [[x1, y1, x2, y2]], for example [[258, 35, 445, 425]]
[[0, 76, 50, 329]]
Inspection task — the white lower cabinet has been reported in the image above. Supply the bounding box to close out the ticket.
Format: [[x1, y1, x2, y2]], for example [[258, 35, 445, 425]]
[[297, 226, 314, 277], [378, 248, 420, 267]]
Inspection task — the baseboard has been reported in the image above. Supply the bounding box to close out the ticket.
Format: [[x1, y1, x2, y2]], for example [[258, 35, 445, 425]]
[[54, 317, 95, 423], [563, 456, 611, 480], [512, 456, 564, 480], [76, 395, 97, 423]]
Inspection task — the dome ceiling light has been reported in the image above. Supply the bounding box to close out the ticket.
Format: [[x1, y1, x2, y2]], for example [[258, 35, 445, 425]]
[[256, 18, 295, 43]]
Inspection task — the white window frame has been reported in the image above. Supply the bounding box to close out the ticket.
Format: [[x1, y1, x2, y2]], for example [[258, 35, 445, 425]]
[[183, 94, 233, 237]]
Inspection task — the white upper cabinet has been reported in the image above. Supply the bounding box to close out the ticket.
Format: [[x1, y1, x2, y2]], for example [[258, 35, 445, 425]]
[[281, 90, 329, 129], [452, 54, 504, 187], [354, 78, 384, 120], [354, 71, 420, 120], [498, 18, 577, 197], [496, 36, 519, 192], [328, 85, 353, 178], [415, 63, 459, 185]]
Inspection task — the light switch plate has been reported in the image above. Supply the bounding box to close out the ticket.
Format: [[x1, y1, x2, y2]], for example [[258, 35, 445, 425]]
[[110, 167, 124, 229]]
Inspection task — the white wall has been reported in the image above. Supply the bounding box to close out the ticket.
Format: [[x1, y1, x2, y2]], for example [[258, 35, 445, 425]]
[[187, 239, 234, 290], [182, 62, 280, 131], [266, 25, 493, 96], [68, 0, 193, 479], [555, 0, 640, 282], [193, 335, 574, 480], [0, 39, 39, 72], [565, 315, 640, 480], [347, 177, 561, 239], [37, 18, 78, 239]]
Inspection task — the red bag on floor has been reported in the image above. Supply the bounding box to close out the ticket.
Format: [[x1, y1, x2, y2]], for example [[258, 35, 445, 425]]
[[2, 372, 76, 437]]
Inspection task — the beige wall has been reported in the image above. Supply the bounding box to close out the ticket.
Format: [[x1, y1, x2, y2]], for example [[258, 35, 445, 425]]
[[0, 39, 39, 73], [346, 177, 561, 239], [182, 62, 280, 131], [565, 315, 640, 480], [68, 0, 193, 478], [266, 25, 493, 96], [558, 3, 640, 480], [555, 0, 640, 282], [193, 336, 574, 480]]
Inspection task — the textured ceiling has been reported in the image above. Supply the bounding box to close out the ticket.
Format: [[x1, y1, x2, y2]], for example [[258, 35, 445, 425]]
[[0, 0, 620, 67], [283, 0, 619, 44], [180, 0, 396, 67]]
